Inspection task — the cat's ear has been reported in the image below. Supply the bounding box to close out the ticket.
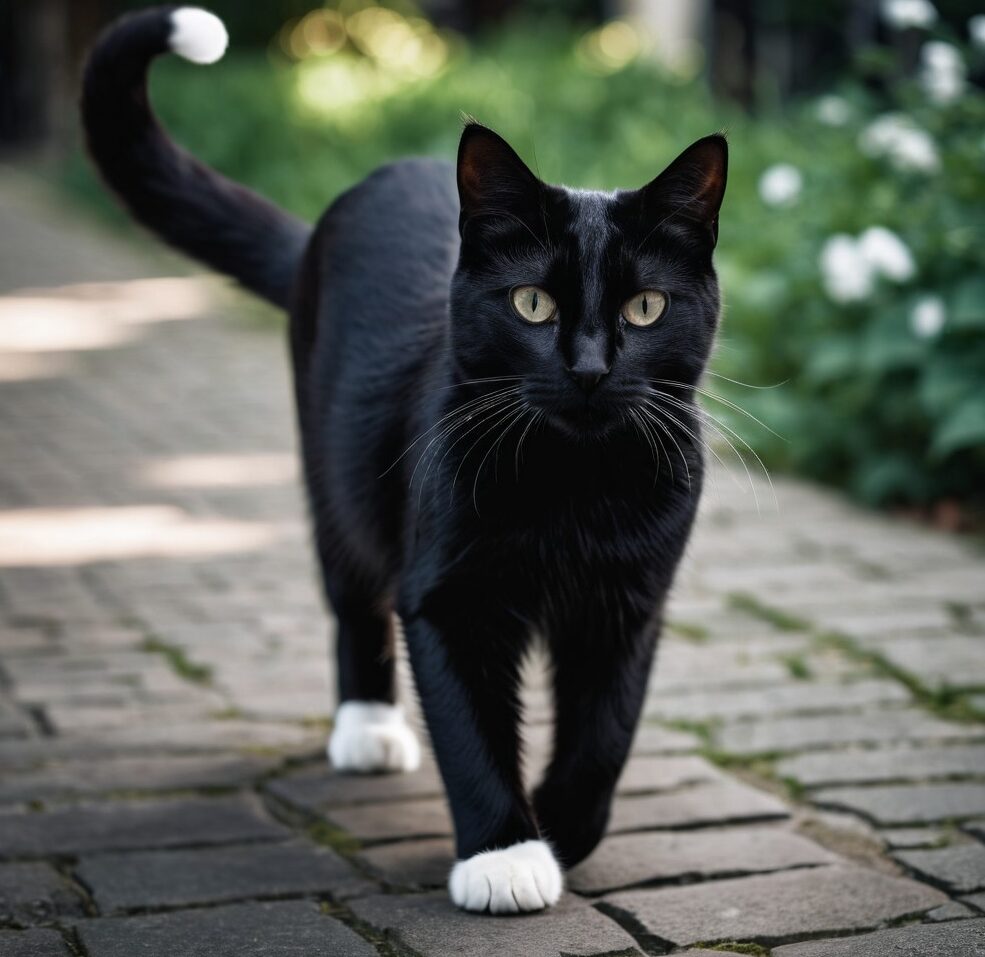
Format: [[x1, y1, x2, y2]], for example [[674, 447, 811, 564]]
[[457, 123, 542, 229], [639, 134, 728, 246]]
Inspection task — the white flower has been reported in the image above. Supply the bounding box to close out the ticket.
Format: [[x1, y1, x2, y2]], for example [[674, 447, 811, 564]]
[[881, 0, 938, 29], [919, 40, 966, 104], [971, 14, 985, 48], [859, 113, 940, 173], [815, 95, 851, 127], [910, 295, 946, 337], [859, 226, 916, 282], [758, 163, 803, 206], [820, 234, 875, 303]]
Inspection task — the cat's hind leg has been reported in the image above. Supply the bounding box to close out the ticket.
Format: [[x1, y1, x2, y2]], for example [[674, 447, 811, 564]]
[[322, 569, 420, 773]]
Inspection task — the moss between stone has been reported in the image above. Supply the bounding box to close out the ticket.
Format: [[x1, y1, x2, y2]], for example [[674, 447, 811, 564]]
[[140, 636, 213, 685], [726, 593, 811, 632], [667, 619, 711, 643], [778, 653, 813, 681], [697, 942, 771, 956], [307, 820, 362, 855]]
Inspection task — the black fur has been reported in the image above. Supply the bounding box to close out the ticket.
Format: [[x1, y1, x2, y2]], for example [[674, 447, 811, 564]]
[[81, 7, 310, 307], [82, 9, 727, 872]]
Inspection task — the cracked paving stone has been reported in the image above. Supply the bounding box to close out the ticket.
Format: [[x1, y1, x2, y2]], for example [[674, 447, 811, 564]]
[[568, 826, 837, 894], [358, 837, 454, 888], [895, 844, 985, 893], [0, 862, 84, 923], [776, 744, 985, 788], [963, 891, 985, 911], [0, 928, 72, 956], [600, 865, 946, 947], [609, 780, 789, 833], [813, 782, 985, 826], [0, 795, 286, 857], [77, 840, 375, 912], [880, 827, 946, 849], [770, 917, 985, 955], [77, 899, 376, 956], [714, 709, 983, 755], [615, 755, 723, 794], [350, 891, 644, 956], [926, 900, 976, 921]]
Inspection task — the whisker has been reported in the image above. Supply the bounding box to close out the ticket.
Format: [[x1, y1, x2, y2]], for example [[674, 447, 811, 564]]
[[474, 403, 529, 512], [649, 377, 786, 442], [703, 370, 789, 390], [450, 399, 526, 500]]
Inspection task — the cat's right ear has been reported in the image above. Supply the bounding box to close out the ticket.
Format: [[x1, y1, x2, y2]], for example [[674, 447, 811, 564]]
[[457, 123, 542, 232]]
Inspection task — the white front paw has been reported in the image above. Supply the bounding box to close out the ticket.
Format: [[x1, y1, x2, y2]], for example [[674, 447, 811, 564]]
[[327, 701, 421, 773], [449, 840, 563, 914]]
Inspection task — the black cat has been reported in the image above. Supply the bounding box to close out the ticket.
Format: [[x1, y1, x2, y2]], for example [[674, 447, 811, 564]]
[[82, 6, 726, 914]]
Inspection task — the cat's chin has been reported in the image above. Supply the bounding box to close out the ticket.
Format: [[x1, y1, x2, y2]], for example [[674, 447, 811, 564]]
[[541, 408, 623, 442]]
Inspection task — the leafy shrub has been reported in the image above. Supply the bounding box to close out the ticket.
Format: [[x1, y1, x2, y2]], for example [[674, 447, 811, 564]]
[[59, 5, 985, 510]]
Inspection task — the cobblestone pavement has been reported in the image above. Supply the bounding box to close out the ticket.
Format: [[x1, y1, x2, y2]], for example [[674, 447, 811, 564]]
[[1, 173, 984, 957]]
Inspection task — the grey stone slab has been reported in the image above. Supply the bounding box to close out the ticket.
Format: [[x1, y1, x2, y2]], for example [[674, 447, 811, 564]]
[[0, 795, 286, 857], [610, 780, 789, 833], [860, 635, 985, 691], [814, 782, 985, 825], [616, 755, 723, 794], [602, 865, 946, 947], [77, 840, 373, 912], [896, 844, 985, 893], [649, 679, 909, 721], [926, 900, 976, 921], [881, 827, 946, 849], [568, 826, 837, 894], [963, 891, 985, 912], [266, 762, 444, 811], [964, 819, 985, 841], [0, 753, 278, 802], [351, 890, 643, 956], [0, 929, 71, 957], [77, 899, 376, 957], [777, 744, 985, 787], [715, 709, 983, 755], [771, 918, 985, 955], [326, 796, 452, 842], [358, 837, 454, 888], [631, 724, 702, 753], [0, 862, 84, 923]]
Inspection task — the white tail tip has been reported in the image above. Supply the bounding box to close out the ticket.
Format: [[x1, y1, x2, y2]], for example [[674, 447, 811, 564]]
[[169, 7, 228, 65]]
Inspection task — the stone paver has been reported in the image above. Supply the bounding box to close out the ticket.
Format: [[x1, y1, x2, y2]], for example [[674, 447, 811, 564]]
[[77, 900, 377, 956], [777, 744, 985, 787], [896, 845, 985, 893], [602, 865, 946, 947], [568, 826, 837, 893], [351, 891, 644, 956], [0, 929, 72, 957], [76, 841, 373, 912], [0, 796, 286, 857], [771, 918, 985, 955], [1, 171, 984, 953], [813, 783, 985, 825], [0, 861, 84, 923]]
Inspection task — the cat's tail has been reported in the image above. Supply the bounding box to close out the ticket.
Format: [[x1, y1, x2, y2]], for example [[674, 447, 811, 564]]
[[81, 6, 310, 309]]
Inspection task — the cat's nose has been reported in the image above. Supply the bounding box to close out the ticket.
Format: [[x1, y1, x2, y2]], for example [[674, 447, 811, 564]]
[[568, 363, 609, 394]]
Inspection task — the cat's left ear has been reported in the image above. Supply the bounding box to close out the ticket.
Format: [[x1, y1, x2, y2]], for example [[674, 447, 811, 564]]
[[639, 134, 728, 247], [457, 123, 542, 232]]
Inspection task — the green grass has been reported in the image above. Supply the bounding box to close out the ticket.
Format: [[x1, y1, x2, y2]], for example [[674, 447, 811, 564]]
[[779, 653, 813, 680], [307, 821, 362, 855], [140, 636, 213, 686], [667, 620, 711, 643]]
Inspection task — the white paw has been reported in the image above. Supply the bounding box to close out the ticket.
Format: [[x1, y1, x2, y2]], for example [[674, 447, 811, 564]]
[[327, 701, 421, 773], [449, 840, 563, 914]]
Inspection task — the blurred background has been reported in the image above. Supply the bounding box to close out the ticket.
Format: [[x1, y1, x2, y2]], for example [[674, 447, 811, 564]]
[[2, 0, 984, 524]]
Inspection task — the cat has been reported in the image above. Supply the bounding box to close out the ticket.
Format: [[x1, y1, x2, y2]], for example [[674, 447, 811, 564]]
[[82, 6, 726, 914]]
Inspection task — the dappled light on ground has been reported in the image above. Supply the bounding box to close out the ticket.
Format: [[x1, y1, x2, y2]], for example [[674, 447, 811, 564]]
[[136, 453, 298, 490]]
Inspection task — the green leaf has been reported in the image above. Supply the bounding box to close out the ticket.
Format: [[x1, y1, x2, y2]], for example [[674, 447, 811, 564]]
[[931, 395, 985, 459], [949, 277, 985, 330]]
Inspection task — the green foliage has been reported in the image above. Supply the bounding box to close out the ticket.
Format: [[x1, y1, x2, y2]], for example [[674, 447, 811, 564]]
[[59, 8, 985, 509]]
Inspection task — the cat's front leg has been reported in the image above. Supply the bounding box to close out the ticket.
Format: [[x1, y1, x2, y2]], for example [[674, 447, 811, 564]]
[[399, 589, 563, 914], [534, 605, 659, 868]]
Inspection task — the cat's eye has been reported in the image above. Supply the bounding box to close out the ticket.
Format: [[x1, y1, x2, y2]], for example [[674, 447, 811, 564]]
[[511, 286, 557, 324], [622, 290, 668, 327]]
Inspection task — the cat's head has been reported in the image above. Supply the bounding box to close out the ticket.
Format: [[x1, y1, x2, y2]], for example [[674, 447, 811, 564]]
[[449, 123, 726, 440]]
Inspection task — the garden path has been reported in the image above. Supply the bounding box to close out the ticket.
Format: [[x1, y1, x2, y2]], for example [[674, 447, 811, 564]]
[[1, 173, 983, 956]]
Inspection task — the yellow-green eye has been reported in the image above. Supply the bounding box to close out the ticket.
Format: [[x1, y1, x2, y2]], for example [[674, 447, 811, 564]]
[[511, 286, 557, 324], [622, 290, 667, 327]]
